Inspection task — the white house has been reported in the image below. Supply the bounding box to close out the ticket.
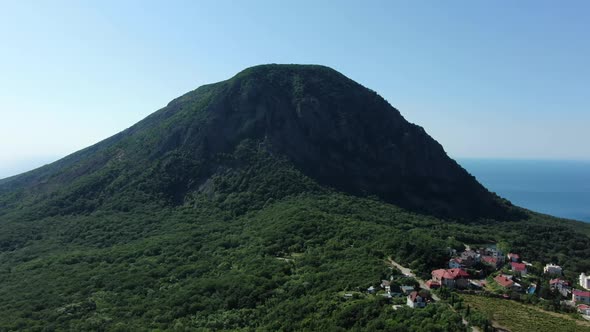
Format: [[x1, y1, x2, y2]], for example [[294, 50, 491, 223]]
[[543, 263, 562, 275], [580, 273, 590, 290], [381, 280, 391, 293], [550, 278, 571, 297]]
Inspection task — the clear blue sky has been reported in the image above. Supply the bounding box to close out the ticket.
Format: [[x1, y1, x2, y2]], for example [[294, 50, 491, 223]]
[[1, 0, 589, 178]]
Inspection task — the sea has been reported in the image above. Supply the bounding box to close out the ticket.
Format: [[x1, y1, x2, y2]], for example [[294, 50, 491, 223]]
[[458, 159, 590, 223]]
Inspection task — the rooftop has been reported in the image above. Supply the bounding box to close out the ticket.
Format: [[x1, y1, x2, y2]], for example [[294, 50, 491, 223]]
[[511, 262, 527, 271], [432, 268, 470, 280], [574, 289, 590, 297], [494, 275, 514, 288]]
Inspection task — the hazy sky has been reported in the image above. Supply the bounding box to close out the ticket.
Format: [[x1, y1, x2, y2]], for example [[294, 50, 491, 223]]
[[1, 1, 589, 179]]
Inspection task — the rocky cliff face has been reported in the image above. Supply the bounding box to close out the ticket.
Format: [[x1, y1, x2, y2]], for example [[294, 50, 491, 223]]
[[167, 64, 509, 218], [0, 64, 514, 219]]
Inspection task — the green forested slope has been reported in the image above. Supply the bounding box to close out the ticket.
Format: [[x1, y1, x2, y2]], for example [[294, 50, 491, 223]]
[[1, 65, 589, 331], [1, 143, 589, 330]]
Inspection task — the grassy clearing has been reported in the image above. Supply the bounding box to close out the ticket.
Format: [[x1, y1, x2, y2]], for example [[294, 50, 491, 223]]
[[462, 294, 590, 332]]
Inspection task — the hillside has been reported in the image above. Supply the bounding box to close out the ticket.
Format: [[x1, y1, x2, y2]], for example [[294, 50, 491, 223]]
[[0, 64, 516, 220], [0, 64, 589, 331]]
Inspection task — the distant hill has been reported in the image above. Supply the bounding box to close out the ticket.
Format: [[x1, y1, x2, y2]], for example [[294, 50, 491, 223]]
[[0, 64, 588, 331]]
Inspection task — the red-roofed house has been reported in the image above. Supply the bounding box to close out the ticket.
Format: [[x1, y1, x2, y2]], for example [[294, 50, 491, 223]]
[[494, 275, 514, 289], [482, 256, 500, 269], [507, 253, 520, 262], [573, 289, 590, 304], [511, 262, 527, 276], [431, 268, 470, 289], [406, 291, 427, 308]]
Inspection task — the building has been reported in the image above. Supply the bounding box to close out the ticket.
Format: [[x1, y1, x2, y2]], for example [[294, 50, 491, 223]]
[[494, 275, 514, 289], [406, 291, 427, 308], [511, 262, 527, 276], [549, 278, 571, 296], [580, 273, 590, 290], [543, 264, 563, 275], [459, 250, 480, 267], [484, 247, 504, 262], [573, 289, 590, 304], [381, 280, 391, 293], [431, 268, 470, 289], [481, 256, 500, 269]]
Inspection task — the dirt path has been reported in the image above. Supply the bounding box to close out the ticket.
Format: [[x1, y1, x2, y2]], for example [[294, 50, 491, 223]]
[[387, 258, 439, 301]]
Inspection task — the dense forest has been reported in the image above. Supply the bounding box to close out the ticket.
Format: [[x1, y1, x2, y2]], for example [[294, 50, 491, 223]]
[[1, 141, 589, 331], [1, 65, 589, 331]]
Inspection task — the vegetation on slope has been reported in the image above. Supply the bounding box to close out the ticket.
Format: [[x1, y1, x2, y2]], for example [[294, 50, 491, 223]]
[[0, 65, 589, 331], [0, 142, 589, 330], [462, 294, 590, 332]]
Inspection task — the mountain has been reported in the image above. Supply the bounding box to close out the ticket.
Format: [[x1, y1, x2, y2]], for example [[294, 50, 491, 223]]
[[0, 64, 514, 220], [0, 64, 589, 331]]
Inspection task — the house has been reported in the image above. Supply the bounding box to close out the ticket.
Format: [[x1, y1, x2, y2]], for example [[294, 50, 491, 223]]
[[511, 262, 527, 276], [431, 268, 470, 289], [367, 286, 375, 294], [507, 253, 520, 262], [549, 278, 571, 296], [459, 250, 480, 267], [406, 291, 427, 308], [494, 275, 514, 289], [381, 280, 391, 293], [494, 274, 522, 291], [449, 258, 462, 269], [481, 256, 500, 269], [484, 247, 504, 262], [543, 263, 563, 275], [577, 304, 590, 316], [573, 289, 590, 304], [580, 273, 590, 290]]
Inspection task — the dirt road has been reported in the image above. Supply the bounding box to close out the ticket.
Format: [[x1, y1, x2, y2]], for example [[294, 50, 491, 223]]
[[387, 258, 439, 301]]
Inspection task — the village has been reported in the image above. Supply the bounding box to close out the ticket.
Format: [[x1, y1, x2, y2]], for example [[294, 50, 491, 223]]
[[357, 244, 590, 321]]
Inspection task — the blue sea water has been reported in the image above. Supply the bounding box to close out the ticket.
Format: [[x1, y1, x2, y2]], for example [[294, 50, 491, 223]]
[[458, 159, 590, 223]]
